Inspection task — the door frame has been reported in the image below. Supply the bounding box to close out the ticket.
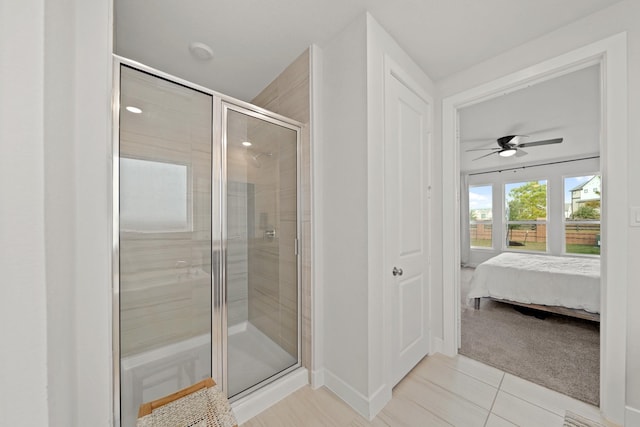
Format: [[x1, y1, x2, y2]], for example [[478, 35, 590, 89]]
[[441, 33, 628, 422], [220, 100, 303, 401]]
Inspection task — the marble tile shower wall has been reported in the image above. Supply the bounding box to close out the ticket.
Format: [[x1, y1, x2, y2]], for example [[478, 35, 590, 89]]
[[251, 49, 311, 366], [226, 124, 251, 329], [226, 181, 249, 327], [119, 68, 213, 357], [244, 118, 298, 358]]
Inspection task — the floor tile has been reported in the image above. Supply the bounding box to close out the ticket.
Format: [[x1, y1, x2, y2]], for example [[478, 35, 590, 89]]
[[242, 386, 363, 427], [378, 395, 453, 426], [394, 374, 489, 427], [347, 418, 389, 427], [413, 356, 499, 409], [485, 413, 518, 427], [500, 373, 602, 420], [429, 353, 504, 388], [242, 353, 617, 427], [492, 390, 564, 427]]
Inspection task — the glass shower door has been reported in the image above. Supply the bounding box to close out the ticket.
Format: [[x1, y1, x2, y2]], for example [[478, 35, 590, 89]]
[[224, 105, 300, 399], [117, 65, 214, 427]]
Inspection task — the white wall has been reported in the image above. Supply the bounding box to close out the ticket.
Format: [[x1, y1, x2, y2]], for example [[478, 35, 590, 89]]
[[320, 13, 370, 398], [1, 0, 113, 425], [437, 0, 639, 423], [44, 0, 78, 423], [0, 1, 48, 425], [73, 1, 113, 424], [319, 12, 435, 419]]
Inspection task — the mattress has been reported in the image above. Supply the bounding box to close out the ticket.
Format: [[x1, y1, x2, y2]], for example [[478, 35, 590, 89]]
[[467, 252, 600, 313]]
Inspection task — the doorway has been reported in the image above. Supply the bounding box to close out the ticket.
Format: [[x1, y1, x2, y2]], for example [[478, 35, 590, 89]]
[[441, 34, 628, 421], [456, 65, 601, 404]]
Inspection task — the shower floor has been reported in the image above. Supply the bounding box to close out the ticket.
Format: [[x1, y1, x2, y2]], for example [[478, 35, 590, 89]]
[[227, 322, 297, 398]]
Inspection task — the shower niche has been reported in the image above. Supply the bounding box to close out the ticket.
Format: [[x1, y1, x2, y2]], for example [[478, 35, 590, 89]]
[[114, 60, 301, 427]]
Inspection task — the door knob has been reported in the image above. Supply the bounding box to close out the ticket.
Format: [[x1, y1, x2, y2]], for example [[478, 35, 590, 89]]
[[392, 267, 403, 277]]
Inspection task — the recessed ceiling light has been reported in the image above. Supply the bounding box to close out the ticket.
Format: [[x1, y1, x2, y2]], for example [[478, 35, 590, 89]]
[[125, 106, 142, 114], [241, 141, 252, 147], [189, 42, 214, 61]]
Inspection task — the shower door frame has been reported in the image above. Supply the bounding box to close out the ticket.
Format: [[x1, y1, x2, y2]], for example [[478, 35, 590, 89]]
[[220, 101, 303, 402], [111, 55, 303, 426]]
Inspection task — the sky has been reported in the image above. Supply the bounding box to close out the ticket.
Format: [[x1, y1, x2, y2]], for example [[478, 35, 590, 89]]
[[469, 175, 596, 211], [469, 185, 492, 210], [564, 175, 593, 203]]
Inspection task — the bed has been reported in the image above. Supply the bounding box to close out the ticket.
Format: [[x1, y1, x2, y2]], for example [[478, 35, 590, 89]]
[[468, 252, 600, 321]]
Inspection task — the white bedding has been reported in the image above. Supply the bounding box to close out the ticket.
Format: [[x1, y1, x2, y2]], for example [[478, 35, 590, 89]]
[[468, 252, 600, 314]]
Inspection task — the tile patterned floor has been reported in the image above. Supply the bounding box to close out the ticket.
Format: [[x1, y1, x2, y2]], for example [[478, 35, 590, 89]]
[[242, 353, 618, 426]]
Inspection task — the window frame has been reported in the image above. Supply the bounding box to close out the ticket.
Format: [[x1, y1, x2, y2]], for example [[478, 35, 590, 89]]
[[468, 183, 494, 250], [119, 155, 194, 235], [563, 173, 601, 257], [503, 178, 549, 253]]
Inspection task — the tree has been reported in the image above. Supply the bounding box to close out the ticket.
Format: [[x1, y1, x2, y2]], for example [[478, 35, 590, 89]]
[[507, 182, 547, 221], [572, 205, 599, 220]]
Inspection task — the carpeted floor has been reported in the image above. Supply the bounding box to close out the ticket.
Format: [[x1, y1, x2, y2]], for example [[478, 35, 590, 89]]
[[459, 267, 600, 406]]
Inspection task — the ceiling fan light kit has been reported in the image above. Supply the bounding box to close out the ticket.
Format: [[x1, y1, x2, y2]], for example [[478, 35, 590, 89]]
[[467, 134, 563, 161], [499, 148, 517, 157]]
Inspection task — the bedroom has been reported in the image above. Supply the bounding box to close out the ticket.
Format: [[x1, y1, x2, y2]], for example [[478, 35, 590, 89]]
[[457, 64, 602, 405]]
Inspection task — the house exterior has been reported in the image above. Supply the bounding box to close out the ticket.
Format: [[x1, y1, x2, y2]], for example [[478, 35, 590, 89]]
[[570, 175, 601, 216], [470, 208, 493, 221]]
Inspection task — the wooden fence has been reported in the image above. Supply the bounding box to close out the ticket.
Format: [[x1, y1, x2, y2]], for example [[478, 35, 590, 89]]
[[470, 223, 599, 246]]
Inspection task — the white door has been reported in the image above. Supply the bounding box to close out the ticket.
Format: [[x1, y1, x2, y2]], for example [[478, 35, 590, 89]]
[[385, 73, 431, 386]]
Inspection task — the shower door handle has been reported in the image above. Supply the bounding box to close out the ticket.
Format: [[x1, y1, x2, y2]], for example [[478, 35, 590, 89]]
[[392, 267, 403, 277]]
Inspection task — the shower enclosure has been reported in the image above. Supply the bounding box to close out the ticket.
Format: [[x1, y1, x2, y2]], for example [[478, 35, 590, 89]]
[[114, 59, 301, 427]]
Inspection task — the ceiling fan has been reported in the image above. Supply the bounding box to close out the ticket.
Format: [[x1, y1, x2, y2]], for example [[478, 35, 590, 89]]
[[466, 135, 563, 160]]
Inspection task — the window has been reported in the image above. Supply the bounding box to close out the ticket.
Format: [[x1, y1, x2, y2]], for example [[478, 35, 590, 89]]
[[120, 158, 190, 232], [564, 175, 600, 255], [469, 185, 493, 248], [505, 180, 547, 252]]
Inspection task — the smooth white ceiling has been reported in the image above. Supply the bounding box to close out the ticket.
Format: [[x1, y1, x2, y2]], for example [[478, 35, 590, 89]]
[[459, 65, 601, 173], [114, 0, 621, 101]]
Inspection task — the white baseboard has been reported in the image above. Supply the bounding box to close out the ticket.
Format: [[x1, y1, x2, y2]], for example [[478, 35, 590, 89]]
[[430, 337, 444, 355], [368, 385, 392, 420], [626, 406, 640, 427], [323, 369, 390, 420], [232, 367, 308, 425], [310, 368, 325, 389], [324, 369, 370, 419]]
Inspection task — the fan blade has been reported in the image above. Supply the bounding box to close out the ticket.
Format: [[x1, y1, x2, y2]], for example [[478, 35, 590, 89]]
[[465, 148, 500, 152], [511, 135, 529, 146], [515, 149, 528, 157], [473, 151, 499, 161], [518, 138, 563, 148]]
